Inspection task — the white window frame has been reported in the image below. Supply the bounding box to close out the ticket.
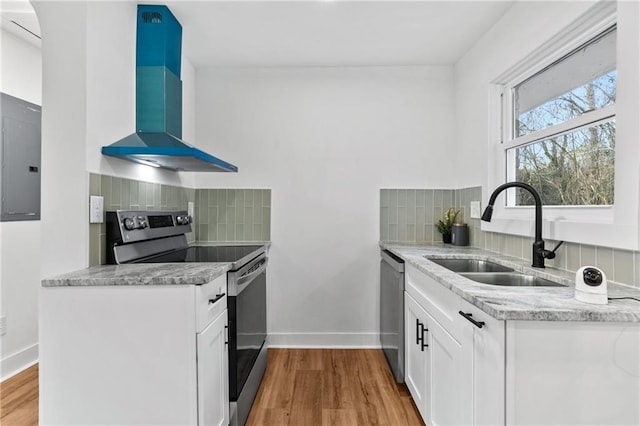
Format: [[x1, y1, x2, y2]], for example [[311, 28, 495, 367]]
[[484, 1, 640, 251]]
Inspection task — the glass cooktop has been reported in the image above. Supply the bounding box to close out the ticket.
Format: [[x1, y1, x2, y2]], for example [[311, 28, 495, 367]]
[[134, 245, 265, 264]]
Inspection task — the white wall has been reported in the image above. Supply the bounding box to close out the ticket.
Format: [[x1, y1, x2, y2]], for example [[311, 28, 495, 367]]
[[0, 29, 41, 104], [0, 28, 42, 379], [33, 0, 200, 278], [194, 66, 455, 346], [28, 0, 200, 355], [0, 0, 209, 379], [453, 1, 598, 188]]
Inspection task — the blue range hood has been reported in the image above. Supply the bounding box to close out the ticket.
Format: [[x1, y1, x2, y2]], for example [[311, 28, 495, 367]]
[[102, 5, 237, 173]]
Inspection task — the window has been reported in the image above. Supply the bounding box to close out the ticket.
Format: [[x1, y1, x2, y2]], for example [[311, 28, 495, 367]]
[[483, 0, 640, 250], [504, 27, 617, 207]]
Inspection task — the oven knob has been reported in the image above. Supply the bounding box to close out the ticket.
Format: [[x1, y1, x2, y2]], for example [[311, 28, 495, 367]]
[[177, 215, 191, 225], [123, 217, 135, 230], [137, 217, 148, 229]]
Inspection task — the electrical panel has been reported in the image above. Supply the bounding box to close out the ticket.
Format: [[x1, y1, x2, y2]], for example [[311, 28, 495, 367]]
[[1, 92, 41, 221]]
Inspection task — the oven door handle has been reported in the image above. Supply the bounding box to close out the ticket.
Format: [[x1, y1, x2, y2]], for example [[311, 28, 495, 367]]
[[235, 261, 267, 288], [228, 253, 268, 296]]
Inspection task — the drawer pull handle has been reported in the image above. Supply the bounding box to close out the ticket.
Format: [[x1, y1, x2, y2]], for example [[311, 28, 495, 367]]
[[459, 311, 485, 329], [209, 293, 225, 305]]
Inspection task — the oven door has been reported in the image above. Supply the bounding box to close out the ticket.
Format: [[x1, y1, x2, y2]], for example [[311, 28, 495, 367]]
[[227, 253, 267, 401]]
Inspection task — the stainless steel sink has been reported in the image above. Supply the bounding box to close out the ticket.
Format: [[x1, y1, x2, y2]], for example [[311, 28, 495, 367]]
[[460, 272, 565, 287], [428, 258, 514, 273]]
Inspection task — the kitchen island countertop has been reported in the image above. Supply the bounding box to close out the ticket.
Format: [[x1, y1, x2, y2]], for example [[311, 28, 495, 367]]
[[42, 242, 271, 287], [41, 262, 231, 287], [382, 242, 640, 322]]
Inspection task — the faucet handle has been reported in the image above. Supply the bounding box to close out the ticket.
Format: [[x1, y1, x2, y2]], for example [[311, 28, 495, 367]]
[[542, 241, 564, 260]]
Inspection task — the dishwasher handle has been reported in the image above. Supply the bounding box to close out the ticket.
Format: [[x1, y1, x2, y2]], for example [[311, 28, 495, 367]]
[[381, 250, 405, 273]]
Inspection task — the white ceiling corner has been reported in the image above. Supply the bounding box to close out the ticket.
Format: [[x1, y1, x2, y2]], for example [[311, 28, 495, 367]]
[[0, 1, 515, 68], [0, 0, 41, 48]]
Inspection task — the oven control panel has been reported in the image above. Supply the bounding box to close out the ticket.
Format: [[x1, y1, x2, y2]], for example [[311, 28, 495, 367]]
[[107, 210, 192, 245]]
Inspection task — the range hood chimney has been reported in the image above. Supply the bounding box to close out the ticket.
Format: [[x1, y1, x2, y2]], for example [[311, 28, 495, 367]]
[[102, 5, 238, 172]]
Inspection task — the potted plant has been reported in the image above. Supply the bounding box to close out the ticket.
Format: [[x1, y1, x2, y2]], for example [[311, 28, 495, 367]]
[[436, 208, 460, 243]]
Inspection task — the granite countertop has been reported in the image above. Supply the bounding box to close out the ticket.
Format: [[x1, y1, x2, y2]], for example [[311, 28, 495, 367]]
[[381, 243, 640, 322], [42, 242, 271, 287], [41, 263, 232, 287]]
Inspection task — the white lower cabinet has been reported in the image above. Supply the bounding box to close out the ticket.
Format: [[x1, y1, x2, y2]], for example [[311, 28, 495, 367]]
[[405, 263, 496, 426], [427, 303, 473, 426], [404, 292, 429, 420], [405, 263, 640, 426], [197, 309, 230, 426], [405, 292, 473, 426], [40, 275, 230, 425], [458, 299, 505, 426], [505, 320, 639, 425]]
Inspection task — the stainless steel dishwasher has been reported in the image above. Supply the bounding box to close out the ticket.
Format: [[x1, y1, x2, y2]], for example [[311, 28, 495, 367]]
[[380, 249, 405, 383]]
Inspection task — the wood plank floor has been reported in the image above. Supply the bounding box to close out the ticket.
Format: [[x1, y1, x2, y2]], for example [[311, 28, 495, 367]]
[[1, 350, 423, 426], [246, 349, 424, 426], [0, 364, 39, 426]]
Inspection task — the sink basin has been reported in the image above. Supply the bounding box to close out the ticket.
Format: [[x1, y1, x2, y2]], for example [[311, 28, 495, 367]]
[[428, 258, 514, 273], [460, 272, 565, 287]]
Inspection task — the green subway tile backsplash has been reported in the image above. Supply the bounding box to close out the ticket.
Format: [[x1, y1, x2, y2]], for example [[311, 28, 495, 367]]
[[88, 174, 271, 267], [381, 186, 640, 289], [613, 249, 634, 285], [380, 188, 455, 244], [194, 189, 271, 242], [89, 173, 196, 266]]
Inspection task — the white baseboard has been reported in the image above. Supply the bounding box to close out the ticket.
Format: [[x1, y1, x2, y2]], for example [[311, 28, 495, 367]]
[[1, 343, 39, 382], [268, 332, 381, 348]]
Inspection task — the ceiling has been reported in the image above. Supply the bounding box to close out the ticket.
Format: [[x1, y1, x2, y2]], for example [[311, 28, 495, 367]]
[[168, 1, 514, 68], [1, 0, 514, 68]]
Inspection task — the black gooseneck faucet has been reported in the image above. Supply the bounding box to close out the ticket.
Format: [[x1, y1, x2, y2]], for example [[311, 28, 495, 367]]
[[481, 182, 562, 268]]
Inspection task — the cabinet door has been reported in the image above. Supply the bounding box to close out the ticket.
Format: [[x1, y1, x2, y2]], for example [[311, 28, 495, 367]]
[[459, 300, 505, 426], [404, 292, 430, 420], [424, 307, 473, 426], [197, 309, 229, 426]]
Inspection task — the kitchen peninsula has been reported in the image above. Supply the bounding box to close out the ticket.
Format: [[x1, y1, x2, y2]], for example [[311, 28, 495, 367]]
[[39, 263, 230, 425]]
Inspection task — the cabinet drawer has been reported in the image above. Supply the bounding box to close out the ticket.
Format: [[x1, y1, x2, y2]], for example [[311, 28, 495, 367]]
[[196, 274, 227, 332], [406, 264, 462, 340]]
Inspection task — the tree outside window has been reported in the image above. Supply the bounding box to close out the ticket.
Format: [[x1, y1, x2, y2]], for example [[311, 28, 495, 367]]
[[506, 27, 616, 206]]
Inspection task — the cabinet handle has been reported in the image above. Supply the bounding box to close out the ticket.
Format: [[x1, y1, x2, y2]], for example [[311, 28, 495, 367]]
[[459, 311, 485, 329], [416, 319, 429, 351], [209, 293, 225, 305], [421, 326, 429, 351]]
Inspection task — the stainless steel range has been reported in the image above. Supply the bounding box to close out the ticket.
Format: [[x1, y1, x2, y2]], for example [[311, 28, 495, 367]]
[[106, 209, 268, 426]]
